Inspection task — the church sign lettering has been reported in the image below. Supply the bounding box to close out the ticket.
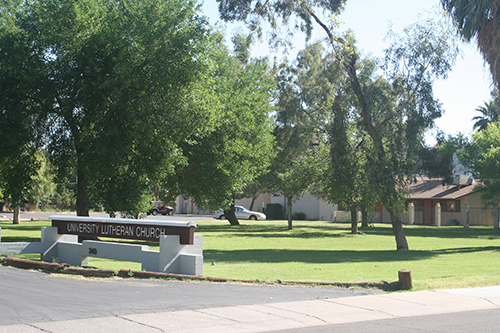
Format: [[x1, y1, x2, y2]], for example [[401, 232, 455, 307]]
[[50, 216, 196, 244]]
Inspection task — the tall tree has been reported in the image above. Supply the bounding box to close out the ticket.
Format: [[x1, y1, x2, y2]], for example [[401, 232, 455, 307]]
[[266, 125, 323, 229], [266, 46, 329, 229], [0, 0, 49, 223], [217, 3, 459, 250], [165, 36, 276, 225], [442, 0, 500, 87], [10, 0, 217, 217]]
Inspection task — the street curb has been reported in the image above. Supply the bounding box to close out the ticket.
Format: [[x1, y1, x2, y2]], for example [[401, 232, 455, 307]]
[[0, 256, 401, 290]]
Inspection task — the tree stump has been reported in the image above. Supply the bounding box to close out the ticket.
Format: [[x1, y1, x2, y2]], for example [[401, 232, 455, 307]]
[[398, 270, 412, 290]]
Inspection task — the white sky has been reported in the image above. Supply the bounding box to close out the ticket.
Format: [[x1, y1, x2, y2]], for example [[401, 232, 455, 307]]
[[201, 0, 493, 145]]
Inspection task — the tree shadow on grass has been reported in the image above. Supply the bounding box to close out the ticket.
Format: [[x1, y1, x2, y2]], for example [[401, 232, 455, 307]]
[[204, 246, 500, 264], [197, 223, 500, 240], [0, 236, 41, 242], [360, 225, 500, 239], [0, 223, 49, 232], [197, 224, 358, 239]]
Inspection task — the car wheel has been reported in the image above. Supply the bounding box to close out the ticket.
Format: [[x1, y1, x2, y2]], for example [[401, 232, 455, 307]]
[[219, 215, 225, 220], [249, 215, 257, 220], [152, 209, 158, 216]]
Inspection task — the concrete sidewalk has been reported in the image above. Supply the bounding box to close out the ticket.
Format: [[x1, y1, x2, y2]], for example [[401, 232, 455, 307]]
[[2, 286, 500, 333]]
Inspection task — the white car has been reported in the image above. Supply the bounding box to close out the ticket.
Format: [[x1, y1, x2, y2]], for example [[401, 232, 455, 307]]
[[213, 206, 266, 221]]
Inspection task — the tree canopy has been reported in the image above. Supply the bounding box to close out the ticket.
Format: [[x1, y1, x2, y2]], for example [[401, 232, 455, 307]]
[[164, 35, 276, 225], [441, 0, 500, 87], [3, 0, 218, 217], [216, 2, 460, 250], [217, 0, 347, 48], [459, 122, 500, 208], [0, 0, 50, 220], [263, 44, 332, 229], [472, 90, 500, 131]]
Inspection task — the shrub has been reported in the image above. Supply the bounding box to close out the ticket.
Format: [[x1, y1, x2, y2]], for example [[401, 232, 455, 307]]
[[265, 203, 284, 219], [292, 212, 306, 220]]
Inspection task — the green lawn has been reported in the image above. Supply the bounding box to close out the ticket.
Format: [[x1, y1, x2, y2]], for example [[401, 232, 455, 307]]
[[2, 219, 500, 290]]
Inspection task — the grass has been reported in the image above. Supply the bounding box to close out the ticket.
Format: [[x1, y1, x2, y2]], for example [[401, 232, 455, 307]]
[[2, 219, 500, 290]]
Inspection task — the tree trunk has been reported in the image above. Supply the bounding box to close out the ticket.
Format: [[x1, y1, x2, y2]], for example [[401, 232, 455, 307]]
[[389, 209, 409, 251], [287, 196, 293, 230], [224, 203, 240, 226], [249, 196, 256, 211], [350, 208, 358, 234], [76, 168, 89, 216], [306, 4, 409, 250], [361, 205, 369, 227], [13, 205, 20, 225]]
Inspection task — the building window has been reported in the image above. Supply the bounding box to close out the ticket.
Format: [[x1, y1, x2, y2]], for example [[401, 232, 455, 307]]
[[442, 200, 461, 212]]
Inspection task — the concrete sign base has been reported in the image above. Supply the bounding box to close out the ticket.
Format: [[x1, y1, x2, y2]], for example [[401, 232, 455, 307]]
[[0, 225, 203, 276]]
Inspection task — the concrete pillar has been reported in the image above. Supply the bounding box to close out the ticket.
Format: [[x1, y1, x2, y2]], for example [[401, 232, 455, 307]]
[[408, 203, 415, 225], [465, 204, 470, 228], [435, 203, 441, 227]]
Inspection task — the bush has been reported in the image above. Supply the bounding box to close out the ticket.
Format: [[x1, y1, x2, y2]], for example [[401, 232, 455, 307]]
[[292, 212, 306, 220], [265, 203, 284, 219]]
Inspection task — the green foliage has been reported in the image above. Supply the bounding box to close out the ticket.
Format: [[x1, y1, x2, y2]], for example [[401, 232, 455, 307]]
[[472, 90, 500, 131], [231, 30, 254, 65], [0, 148, 39, 206], [417, 133, 467, 183], [25, 151, 56, 206], [441, 0, 492, 41], [354, 14, 459, 247], [5, 0, 218, 216], [292, 212, 306, 220], [167, 39, 276, 213], [217, 0, 347, 48], [0, 1, 49, 207], [265, 203, 284, 219], [460, 123, 500, 207], [264, 44, 330, 221], [216, 2, 459, 249], [441, 0, 500, 87], [50, 184, 77, 210]]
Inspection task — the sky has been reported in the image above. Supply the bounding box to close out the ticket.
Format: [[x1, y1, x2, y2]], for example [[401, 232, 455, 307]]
[[201, 0, 493, 145]]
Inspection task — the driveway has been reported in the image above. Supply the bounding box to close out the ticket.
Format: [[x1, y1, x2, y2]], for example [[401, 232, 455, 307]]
[[0, 211, 215, 222]]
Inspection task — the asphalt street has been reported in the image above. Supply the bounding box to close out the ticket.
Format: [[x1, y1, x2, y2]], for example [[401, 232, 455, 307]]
[[0, 265, 380, 326], [2, 265, 500, 332]]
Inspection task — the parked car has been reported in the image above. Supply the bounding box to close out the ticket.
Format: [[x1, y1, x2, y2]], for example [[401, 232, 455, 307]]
[[147, 201, 174, 216], [213, 205, 266, 220]]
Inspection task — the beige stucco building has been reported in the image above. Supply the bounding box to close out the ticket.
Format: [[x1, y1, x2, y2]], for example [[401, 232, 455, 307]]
[[174, 177, 497, 226]]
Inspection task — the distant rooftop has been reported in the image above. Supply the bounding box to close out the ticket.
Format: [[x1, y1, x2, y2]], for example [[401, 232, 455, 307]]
[[409, 177, 477, 200]]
